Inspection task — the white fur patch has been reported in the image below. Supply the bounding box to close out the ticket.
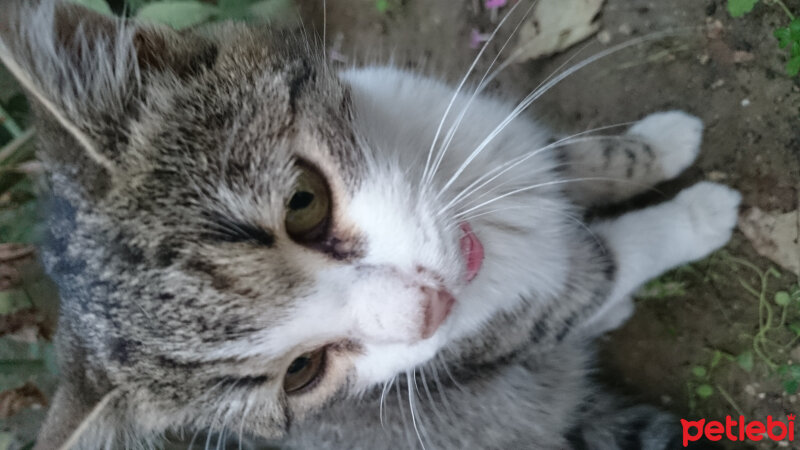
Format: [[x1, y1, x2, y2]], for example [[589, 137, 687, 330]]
[[628, 110, 703, 179]]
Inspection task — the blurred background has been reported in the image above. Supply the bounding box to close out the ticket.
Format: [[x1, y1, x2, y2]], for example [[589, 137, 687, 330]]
[[0, 1, 798, 448]]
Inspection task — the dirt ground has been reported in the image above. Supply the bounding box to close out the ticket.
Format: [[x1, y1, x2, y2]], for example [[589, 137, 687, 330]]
[[1, 0, 799, 449]]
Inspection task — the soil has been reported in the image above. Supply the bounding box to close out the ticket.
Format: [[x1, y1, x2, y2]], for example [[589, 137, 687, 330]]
[[294, 0, 800, 449], [2, 0, 799, 449]]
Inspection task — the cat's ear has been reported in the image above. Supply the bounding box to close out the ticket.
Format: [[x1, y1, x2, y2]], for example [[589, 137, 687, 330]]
[[0, 0, 217, 177]]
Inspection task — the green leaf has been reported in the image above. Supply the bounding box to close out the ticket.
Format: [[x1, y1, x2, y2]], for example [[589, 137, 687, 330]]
[[0, 292, 14, 315], [792, 42, 800, 58], [136, 1, 219, 29], [711, 350, 723, 369], [775, 27, 792, 48], [787, 55, 800, 77], [692, 366, 707, 377], [776, 291, 791, 306], [784, 379, 799, 394], [249, 0, 297, 23], [218, 0, 252, 20], [696, 384, 714, 398], [790, 18, 800, 40], [0, 198, 43, 244], [219, 0, 252, 8], [0, 289, 33, 315], [789, 322, 800, 336], [0, 359, 45, 375], [0, 433, 14, 450], [736, 351, 754, 372], [376, 0, 390, 13], [727, 0, 759, 17], [68, 0, 113, 15]]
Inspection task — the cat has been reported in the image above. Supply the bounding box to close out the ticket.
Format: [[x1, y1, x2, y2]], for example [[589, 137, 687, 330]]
[[0, 1, 740, 448]]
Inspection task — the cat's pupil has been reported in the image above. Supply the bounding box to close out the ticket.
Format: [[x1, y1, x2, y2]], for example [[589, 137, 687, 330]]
[[287, 356, 310, 374], [289, 191, 314, 210]]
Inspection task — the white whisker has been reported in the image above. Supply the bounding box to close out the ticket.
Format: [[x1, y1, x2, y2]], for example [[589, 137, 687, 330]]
[[379, 375, 396, 428], [440, 122, 635, 212], [394, 377, 414, 450], [418, 366, 447, 426], [429, 362, 457, 421], [455, 176, 654, 218], [407, 370, 430, 450], [237, 397, 251, 450], [428, 0, 539, 186], [419, 0, 522, 189], [437, 354, 465, 393], [436, 29, 691, 197]]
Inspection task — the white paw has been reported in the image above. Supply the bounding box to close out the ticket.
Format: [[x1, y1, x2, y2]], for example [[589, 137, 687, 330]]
[[627, 111, 703, 179], [673, 182, 741, 260]]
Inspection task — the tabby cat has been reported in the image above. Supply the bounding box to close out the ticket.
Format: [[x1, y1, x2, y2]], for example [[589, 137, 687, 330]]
[[0, 1, 739, 448]]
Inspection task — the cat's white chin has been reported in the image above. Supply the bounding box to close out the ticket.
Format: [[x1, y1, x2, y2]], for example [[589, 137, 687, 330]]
[[351, 335, 445, 391]]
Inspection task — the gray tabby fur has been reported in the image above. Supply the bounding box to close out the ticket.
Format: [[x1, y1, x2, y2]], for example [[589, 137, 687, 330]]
[[0, 1, 738, 449]]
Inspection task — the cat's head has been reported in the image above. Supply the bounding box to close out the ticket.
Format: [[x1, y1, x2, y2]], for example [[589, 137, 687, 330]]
[[0, 0, 571, 444]]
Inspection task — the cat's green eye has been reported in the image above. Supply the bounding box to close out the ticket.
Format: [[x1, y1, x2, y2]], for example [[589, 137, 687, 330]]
[[285, 165, 330, 241], [284, 347, 326, 394]]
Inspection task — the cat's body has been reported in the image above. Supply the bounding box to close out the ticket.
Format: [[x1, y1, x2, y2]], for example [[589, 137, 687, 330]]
[[0, 1, 739, 449]]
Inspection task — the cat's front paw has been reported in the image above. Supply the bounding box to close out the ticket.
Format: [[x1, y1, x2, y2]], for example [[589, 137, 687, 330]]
[[627, 111, 703, 179], [673, 182, 741, 259]]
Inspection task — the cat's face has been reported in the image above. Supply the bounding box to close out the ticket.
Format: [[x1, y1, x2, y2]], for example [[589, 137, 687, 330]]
[[1, 1, 571, 441], [101, 33, 484, 433]]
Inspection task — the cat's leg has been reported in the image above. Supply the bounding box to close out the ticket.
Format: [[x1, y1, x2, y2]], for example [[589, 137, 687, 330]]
[[570, 388, 724, 450], [580, 182, 741, 335], [560, 111, 703, 207]]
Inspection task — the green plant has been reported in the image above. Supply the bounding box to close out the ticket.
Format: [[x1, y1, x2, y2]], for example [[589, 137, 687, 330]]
[[727, 0, 800, 76], [718, 253, 800, 393], [69, 0, 296, 29], [683, 251, 800, 415], [0, 95, 38, 245]]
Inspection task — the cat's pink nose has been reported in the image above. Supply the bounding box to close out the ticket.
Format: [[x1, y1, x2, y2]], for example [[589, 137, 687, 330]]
[[420, 287, 455, 339]]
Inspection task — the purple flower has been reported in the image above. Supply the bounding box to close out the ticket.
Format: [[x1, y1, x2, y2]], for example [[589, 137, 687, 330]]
[[469, 28, 490, 49], [485, 0, 508, 9]]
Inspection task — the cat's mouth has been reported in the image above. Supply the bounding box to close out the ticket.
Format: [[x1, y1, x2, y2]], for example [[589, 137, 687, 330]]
[[459, 222, 484, 282]]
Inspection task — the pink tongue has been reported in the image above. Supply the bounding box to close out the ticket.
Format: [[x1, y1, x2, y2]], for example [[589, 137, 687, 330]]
[[459, 222, 484, 282]]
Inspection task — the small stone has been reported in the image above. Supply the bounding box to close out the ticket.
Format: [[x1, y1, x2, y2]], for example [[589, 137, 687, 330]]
[[710, 79, 725, 89], [778, 441, 789, 447], [758, 392, 766, 399], [706, 19, 724, 39], [697, 53, 710, 65], [597, 30, 612, 44], [618, 23, 633, 35], [708, 171, 728, 182], [741, 98, 751, 107], [789, 395, 797, 403], [745, 385, 756, 396], [733, 50, 755, 63]]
